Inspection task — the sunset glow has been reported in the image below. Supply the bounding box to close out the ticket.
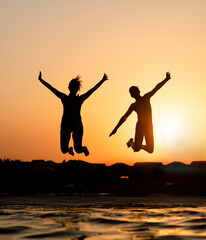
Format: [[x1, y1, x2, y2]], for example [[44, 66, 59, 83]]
[[162, 118, 182, 142], [1, 0, 206, 165], [162, 120, 180, 142], [155, 113, 183, 145]]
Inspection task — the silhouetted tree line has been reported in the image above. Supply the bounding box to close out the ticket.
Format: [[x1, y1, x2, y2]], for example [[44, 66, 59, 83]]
[[0, 158, 205, 195]]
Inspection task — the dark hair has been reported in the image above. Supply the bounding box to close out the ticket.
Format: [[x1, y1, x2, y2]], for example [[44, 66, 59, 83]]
[[68, 75, 82, 92], [129, 86, 140, 94]]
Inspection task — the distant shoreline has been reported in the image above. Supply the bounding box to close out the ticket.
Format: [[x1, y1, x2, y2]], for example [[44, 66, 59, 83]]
[[0, 159, 206, 196]]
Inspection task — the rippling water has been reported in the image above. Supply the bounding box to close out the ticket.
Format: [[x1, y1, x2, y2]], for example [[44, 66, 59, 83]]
[[0, 194, 206, 239]]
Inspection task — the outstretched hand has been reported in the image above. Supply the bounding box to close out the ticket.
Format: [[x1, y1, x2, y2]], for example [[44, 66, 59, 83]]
[[109, 128, 117, 137], [102, 73, 108, 81], [38, 71, 42, 81], [166, 72, 171, 80]]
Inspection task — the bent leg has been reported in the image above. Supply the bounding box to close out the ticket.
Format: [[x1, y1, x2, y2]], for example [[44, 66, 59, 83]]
[[141, 124, 154, 153], [73, 121, 89, 156], [60, 129, 72, 154], [132, 123, 143, 152]]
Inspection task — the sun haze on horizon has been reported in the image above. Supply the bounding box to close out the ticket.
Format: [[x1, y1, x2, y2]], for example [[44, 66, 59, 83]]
[[1, 0, 206, 165]]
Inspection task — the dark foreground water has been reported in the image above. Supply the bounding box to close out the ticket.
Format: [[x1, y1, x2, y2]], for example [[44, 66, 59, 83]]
[[0, 194, 206, 239]]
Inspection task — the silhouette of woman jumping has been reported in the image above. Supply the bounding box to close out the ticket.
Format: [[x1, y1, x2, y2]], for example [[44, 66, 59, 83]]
[[109, 72, 171, 153], [38, 72, 108, 156]]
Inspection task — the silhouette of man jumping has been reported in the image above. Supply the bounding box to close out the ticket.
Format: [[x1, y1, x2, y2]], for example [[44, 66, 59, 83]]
[[38, 72, 108, 156], [109, 72, 171, 153]]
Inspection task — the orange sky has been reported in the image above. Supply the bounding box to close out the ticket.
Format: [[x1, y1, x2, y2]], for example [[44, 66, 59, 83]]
[[1, 0, 206, 165]]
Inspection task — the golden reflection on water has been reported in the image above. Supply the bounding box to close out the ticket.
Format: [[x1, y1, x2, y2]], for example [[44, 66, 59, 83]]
[[0, 198, 206, 240], [51, 206, 206, 239]]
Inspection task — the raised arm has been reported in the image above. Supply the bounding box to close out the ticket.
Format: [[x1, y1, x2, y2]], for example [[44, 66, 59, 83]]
[[80, 73, 108, 101], [38, 71, 65, 99], [145, 72, 171, 98], [109, 104, 134, 137]]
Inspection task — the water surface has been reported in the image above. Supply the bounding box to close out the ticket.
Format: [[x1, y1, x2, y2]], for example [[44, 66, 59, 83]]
[[0, 194, 206, 239]]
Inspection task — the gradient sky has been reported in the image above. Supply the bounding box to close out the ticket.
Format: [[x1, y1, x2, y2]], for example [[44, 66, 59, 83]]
[[1, 0, 206, 165]]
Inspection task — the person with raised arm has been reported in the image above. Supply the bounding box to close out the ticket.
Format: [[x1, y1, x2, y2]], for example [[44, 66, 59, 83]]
[[38, 72, 108, 156], [109, 72, 171, 153]]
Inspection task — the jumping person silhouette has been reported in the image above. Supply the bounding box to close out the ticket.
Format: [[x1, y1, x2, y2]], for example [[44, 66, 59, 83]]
[[109, 72, 171, 153], [38, 72, 108, 156]]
